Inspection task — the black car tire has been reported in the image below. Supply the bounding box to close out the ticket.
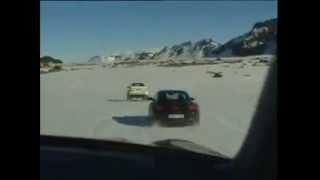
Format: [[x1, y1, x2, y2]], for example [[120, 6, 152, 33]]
[[148, 107, 157, 125], [150, 117, 158, 126], [193, 113, 200, 125]]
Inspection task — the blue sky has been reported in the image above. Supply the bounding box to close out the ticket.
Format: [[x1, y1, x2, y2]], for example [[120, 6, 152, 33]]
[[40, 1, 277, 63]]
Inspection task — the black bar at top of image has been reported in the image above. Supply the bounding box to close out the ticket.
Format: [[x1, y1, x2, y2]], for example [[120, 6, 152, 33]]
[[40, 0, 277, 2]]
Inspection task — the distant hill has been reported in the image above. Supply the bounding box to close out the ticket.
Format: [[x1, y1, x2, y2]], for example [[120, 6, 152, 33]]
[[151, 39, 221, 61], [212, 18, 277, 57], [40, 56, 63, 64], [88, 56, 104, 64], [89, 18, 277, 62]]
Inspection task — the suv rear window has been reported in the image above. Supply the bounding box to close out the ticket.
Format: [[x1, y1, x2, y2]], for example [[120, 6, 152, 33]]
[[132, 83, 144, 86]]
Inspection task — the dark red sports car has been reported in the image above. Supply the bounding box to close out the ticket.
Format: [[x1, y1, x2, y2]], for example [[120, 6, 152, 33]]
[[148, 90, 200, 126]]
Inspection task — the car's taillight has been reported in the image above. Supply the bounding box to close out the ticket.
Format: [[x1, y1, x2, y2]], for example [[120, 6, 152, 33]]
[[155, 105, 164, 111], [188, 103, 199, 112]]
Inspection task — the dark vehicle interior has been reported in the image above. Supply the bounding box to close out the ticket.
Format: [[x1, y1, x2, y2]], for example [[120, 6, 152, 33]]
[[159, 91, 190, 102], [40, 62, 276, 180], [132, 83, 145, 86]]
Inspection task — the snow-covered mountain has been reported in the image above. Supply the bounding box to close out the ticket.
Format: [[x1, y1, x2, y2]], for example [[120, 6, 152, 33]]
[[211, 18, 277, 57], [151, 18, 277, 59], [193, 39, 222, 58], [88, 18, 277, 63], [134, 51, 156, 60], [88, 56, 104, 64], [152, 39, 221, 61]]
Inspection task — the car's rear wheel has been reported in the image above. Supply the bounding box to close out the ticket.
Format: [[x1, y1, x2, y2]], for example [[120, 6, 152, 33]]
[[148, 107, 157, 125], [193, 113, 200, 126]]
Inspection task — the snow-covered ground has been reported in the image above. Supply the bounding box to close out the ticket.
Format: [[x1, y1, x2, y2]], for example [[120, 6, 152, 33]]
[[40, 61, 270, 157]]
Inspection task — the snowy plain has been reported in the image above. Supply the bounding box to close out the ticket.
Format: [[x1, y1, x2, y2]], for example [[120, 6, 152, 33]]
[[40, 60, 270, 157]]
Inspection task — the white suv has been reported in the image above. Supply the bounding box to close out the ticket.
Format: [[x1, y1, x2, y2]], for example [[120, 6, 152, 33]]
[[127, 82, 149, 101]]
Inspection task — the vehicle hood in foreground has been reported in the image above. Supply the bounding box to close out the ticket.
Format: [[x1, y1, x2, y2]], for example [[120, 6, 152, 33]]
[[152, 139, 229, 158]]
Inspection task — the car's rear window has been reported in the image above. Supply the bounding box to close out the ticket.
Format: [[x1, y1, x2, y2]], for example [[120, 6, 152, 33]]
[[132, 83, 144, 86], [158, 91, 189, 102]]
